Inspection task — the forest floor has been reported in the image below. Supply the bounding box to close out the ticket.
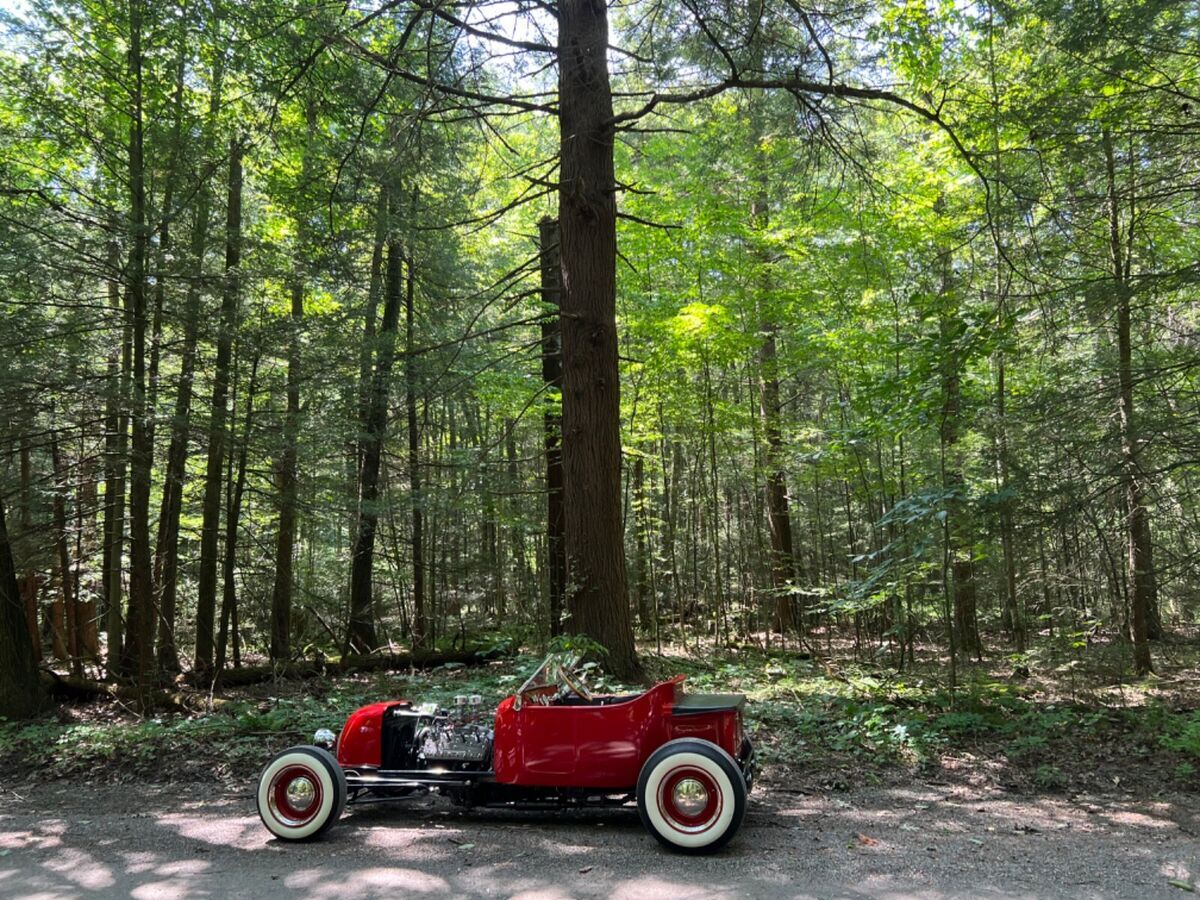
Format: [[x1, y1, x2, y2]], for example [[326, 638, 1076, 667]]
[[1, 636, 1198, 896]]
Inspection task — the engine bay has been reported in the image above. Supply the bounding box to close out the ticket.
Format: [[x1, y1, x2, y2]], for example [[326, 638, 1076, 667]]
[[380, 699, 494, 772]]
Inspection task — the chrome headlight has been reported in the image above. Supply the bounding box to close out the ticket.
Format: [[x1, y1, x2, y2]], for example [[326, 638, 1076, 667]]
[[313, 728, 337, 750]]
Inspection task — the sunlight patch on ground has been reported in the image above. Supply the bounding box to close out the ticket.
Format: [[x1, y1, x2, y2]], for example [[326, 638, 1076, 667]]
[[608, 875, 743, 899], [39, 846, 116, 890], [155, 811, 263, 850], [284, 865, 450, 895]]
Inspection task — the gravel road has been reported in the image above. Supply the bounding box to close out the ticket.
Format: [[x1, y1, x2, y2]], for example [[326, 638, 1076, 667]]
[[1, 780, 1196, 898]]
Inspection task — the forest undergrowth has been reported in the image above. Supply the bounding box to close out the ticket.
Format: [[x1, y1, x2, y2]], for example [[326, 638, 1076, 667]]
[[2, 636, 1197, 797]]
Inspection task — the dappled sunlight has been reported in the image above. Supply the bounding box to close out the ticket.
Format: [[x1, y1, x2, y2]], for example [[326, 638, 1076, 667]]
[[155, 810, 263, 850], [357, 826, 456, 860], [608, 875, 745, 899], [284, 865, 451, 895], [532, 837, 601, 855], [129, 871, 213, 900], [501, 886, 576, 900], [39, 846, 118, 890], [0, 823, 64, 852], [1162, 860, 1195, 885]]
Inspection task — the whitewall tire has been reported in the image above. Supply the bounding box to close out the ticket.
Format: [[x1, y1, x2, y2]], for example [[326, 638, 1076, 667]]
[[636, 738, 747, 853], [256, 746, 347, 841]]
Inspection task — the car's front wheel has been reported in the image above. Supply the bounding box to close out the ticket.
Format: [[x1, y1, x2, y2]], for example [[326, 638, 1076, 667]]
[[256, 746, 347, 841], [636, 738, 747, 853]]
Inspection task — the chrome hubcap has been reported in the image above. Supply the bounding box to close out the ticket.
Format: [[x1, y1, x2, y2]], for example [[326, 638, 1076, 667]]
[[672, 778, 709, 815], [286, 776, 316, 811]]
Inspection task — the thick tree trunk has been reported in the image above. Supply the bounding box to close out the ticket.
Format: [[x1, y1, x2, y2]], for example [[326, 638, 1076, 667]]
[[538, 217, 566, 637], [557, 0, 640, 679], [153, 45, 224, 674], [406, 255, 428, 649], [1103, 131, 1156, 674], [125, 0, 157, 703], [194, 136, 243, 680], [348, 230, 404, 653], [0, 498, 42, 718]]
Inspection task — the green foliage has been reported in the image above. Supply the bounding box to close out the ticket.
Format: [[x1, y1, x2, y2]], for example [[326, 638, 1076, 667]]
[[1160, 711, 1200, 760], [1005, 734, 1049, 759], [1034, 764, 1067, 790], [547, 634, 609, 659]]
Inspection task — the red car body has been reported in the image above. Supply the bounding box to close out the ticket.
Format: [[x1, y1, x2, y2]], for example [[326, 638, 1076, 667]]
[[337, 676, 747, 789], [257, 655, 756, 852]]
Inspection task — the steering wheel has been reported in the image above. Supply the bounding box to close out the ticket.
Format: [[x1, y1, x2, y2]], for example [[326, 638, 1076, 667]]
[[557, 662, 594, 703]]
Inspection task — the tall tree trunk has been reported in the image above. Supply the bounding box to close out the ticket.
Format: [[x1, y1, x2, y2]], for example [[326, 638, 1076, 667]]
[[125, 0, 157, 702], [154, 42, 225, 673], [102, 240, 128, 675], [557, 0, 640, 679], [994, 351, 1024, 651], [406, 253, 427, 649], [217, 348, 259, 672], [270, 277, 304, 662], [18, 436, 40, 661], [75, 439, 99, 661], [357, 186, 390, 477], [271, 93, 316, 662], [986, 1, 1024, 654], [759, 316, 797, 635], [503, 418, 523, 617], [50, 429, 80, 677], [632, 454, 651, 628], [194, 136, 243, 679], [348, 227, 404, 653], [746, 32, 798, 638], [1103, 130, 1156, 674], [0, 498, 41, 718], [538, 217, 566, 637], [937, 216, 981, 660], [146, 22, 188, 454]]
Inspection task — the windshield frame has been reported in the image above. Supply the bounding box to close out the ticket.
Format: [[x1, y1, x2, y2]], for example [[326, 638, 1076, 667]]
[[516, 652, 581, 697]]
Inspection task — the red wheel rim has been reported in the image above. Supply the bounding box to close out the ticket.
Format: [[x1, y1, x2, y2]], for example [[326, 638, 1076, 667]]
[[268, 763, 324, 828], [657, 765, 721, 833]]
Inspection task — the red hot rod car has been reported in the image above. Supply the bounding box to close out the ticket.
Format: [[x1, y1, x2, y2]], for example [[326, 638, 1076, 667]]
[[256, 654, 756, 852]]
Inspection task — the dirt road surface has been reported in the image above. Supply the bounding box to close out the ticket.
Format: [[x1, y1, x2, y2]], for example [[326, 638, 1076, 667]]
[[1, 781, 1196, 898]]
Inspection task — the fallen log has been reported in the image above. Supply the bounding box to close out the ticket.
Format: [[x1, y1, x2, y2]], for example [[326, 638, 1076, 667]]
[[189, 647, 508, 689], [40, 670, 225, 713]]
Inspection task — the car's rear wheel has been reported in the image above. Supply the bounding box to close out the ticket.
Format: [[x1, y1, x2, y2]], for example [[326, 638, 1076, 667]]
[[636, 738, 747, 853], [257, 746, 347, 841]]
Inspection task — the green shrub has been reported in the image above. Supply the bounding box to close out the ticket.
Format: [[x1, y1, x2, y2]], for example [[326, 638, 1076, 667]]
[[1034, 764, 1067, 789], [1161, 711, 1200, 759], [1005, 734, 1049, 758]]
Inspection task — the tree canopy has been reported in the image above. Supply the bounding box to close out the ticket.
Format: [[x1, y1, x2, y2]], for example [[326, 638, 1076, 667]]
[[1, 0, 1198, 711]]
